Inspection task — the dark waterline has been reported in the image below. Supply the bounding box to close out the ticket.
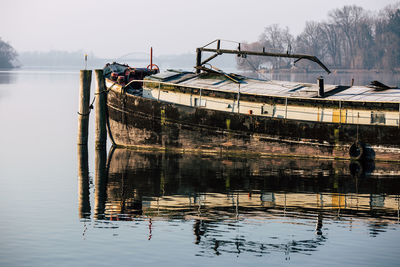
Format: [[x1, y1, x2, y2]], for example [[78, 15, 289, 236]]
[[0, 69, 399, 266]]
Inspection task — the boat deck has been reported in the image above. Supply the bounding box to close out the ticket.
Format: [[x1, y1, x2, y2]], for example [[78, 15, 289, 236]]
[[148, 70, 400, 103]]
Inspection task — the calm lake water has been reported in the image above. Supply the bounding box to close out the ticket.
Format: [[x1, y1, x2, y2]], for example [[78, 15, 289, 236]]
[[0, 68, 400, 266]]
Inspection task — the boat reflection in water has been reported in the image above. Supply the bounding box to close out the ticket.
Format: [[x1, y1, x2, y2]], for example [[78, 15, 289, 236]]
[[79, 147, 400, 257]]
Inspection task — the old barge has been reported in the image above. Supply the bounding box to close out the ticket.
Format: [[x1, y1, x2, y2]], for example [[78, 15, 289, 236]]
[[103, 40, 400, 161]]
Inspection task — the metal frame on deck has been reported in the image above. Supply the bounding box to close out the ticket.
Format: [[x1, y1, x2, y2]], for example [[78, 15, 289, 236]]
[[195, 39, 331, 74]]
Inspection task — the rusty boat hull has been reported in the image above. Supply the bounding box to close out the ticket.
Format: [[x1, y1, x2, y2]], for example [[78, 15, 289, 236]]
[[106, 83, 400, 161]]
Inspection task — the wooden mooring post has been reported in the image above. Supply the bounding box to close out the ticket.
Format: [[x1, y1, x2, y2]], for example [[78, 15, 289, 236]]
[[94, 69, 107, 149], [77, 70, 92, 145]]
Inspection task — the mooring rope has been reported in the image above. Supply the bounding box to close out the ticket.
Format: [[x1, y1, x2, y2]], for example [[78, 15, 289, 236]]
[[77, 82, 114, 116], [77, 96, 96, 116], [77, 111, 90, 116]]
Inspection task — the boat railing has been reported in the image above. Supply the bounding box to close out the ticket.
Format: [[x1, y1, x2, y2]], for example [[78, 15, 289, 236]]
[[111, 79, 400, 127]]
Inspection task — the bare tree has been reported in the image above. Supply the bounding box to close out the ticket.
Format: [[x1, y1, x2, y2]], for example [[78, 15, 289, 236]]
[[329, 5, 368, 68], [259, 24, 294, 69], [374, 4, 400, 69], [295, 21, 327, 70], [237, 3, 400, 72], [320, 22, 342, 67]]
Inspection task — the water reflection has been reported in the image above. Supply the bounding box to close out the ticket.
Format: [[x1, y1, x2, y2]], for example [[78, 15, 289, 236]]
[[77, 145, 90, 219], [80, 147, 400, 257], [0, 71, 17, 84], [94, 147, 107, 220]]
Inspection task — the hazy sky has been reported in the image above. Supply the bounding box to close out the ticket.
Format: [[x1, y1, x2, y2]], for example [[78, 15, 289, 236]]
[[1, 0, 398, 58]]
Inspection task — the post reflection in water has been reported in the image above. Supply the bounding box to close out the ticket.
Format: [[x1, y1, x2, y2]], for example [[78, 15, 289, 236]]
[[79, 147, 400, 257], [77, 145, 90, 219], [94, 146, 107, 220]]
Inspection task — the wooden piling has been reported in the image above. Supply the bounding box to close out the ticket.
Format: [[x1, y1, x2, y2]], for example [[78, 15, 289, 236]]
[[77, 70, 92, 145], [78, 145, 90, 219], [94, 69, 107, 149]]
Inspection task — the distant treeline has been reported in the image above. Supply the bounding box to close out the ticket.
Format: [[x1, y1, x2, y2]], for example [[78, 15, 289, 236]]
[[237, 4, 400, 72], [18, 51, 236, 71], [19, 51, 106, 68], [17, 51, 191, 69]]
